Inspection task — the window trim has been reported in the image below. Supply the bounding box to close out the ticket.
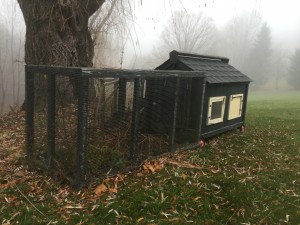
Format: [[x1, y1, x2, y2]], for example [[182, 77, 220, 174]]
[[207, 96, 226, 125], [228, 94, 244, 120]]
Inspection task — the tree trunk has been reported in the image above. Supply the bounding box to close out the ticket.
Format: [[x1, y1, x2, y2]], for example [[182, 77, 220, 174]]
[[17, 0, 105, 67], [17, 0, 105, 108]]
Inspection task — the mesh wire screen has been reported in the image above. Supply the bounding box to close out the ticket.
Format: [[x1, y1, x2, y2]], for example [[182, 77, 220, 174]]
[[211, 101, 223, 120], [27, 67, 204, 185], [87, 77, 132, 176], [86, 77, 177, 176], [55, 76, 78, 181]]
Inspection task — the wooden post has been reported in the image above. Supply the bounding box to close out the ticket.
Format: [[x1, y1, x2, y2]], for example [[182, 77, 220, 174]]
[[118, 78, 126, 118], [76, 74, 89, 189], [25, 68, 35, 164], [169, 78, 180, 151], [130, 78, 141, 160], [47, 75, 56, 173]]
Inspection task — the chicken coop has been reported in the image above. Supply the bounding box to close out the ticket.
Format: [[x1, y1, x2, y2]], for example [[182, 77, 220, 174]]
[[24, 51, 251, 188], [143, 50, 252, 145]]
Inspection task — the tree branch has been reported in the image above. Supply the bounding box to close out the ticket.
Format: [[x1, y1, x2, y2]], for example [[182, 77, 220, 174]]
[[79, 0, 105, 16]]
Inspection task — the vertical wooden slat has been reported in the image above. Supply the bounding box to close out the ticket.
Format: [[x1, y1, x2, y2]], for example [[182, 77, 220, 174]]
[[25, 68, 35, 164], [47, 75, 56, 173], [169, 77, 180, 151], [130, 78, 141, 160], [76, 74, 89, 189]]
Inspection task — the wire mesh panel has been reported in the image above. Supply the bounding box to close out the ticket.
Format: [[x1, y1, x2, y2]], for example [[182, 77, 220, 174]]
[[175, 77, 205, 147], [138, 77, 178, 154], [87, 77, 133, 177], [25, 65, 205, 187], [54, 75, 78, 182]]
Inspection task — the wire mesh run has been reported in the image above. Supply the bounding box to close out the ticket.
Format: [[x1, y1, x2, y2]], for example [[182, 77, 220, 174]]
[[25, 65, 205, 188]]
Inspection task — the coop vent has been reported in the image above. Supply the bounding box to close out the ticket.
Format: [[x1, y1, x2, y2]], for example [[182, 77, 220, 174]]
[[207, 96, 226, 125], [228, 94, 243, 120]]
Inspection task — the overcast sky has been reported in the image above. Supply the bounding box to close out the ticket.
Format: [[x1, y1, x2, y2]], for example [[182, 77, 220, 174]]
[[1, 0, 299, 59], [132, 0, 300, 55]]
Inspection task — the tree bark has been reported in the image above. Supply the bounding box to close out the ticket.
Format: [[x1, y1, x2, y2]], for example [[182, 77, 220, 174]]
[[17, 0, 105, 67]]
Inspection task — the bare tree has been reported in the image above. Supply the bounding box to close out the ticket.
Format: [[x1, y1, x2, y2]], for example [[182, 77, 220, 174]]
[[89, 0, 135, 68], [152, 10, 217, 64], [81, 0, 136, 124], [217, 11, 263, 71], [243, 23, 272, 89], [268, 47, 289, 90], [288, 49, 300, 90], [0, 1, 25, 114], [0, 25, 9, 114]]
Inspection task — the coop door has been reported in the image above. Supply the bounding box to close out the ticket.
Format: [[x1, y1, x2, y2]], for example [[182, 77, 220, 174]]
[[207, 96, 226, 125], [228, 94, 243, 120]]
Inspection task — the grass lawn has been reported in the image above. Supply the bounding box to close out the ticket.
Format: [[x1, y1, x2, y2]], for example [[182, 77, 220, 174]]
[[0, 90, 299, 224]]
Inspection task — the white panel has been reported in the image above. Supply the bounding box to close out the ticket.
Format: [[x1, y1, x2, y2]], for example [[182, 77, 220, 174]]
[[228, 94, 243, 120]]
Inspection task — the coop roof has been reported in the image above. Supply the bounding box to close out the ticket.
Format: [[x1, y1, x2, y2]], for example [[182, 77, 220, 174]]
[[156, 50, 252, 83]]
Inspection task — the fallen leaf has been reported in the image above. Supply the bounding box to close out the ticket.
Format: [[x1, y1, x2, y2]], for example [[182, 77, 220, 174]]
[[137, 172, 144, 177], [136, 217, 144, 223], [109, 188, 118, 195], [94, 184, 108, 196], [65, 205, 83, 209], [181, 173, 188, 180]]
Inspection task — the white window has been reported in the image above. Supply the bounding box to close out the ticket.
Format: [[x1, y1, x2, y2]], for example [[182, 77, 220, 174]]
[[207, 96, 226, 125], [228, 94, 243, 120]]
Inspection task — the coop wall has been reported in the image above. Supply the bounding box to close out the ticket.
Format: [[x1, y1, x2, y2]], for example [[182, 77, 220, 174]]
[[201, 83, 249, 137], [144, 77, 206, 146]]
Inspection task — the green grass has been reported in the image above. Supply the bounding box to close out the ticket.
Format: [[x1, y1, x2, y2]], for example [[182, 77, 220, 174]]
[[1, 90, 300, 224]]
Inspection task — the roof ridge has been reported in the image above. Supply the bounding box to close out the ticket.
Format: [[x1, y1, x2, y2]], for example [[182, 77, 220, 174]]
[[170, 50, 229, 63]]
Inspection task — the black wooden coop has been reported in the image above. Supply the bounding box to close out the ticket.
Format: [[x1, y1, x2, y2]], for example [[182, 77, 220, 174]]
[[24, 51, 251, 187], [143, 50, 252, 145]]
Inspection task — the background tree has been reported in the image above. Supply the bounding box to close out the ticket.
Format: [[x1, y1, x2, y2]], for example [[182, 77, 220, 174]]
[[243, 23, 272, 89], [150, 10, 217, 65], [268, 47, 289, 90], [0, 25, 9, 114], [0, 1, 25, 114], [288, 49, 300, 90], [217, 11, 263, 71]]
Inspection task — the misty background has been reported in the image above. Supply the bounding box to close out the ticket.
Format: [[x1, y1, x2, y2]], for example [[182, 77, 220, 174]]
[[0, 0, 299, 115]]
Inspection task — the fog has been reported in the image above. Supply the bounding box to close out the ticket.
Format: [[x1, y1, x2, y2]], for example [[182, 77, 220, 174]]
[[0, 0, 299, 114], [0, 1, 25, 114]]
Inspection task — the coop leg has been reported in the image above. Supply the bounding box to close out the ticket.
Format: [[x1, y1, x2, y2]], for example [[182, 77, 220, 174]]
[[239, 125, 245, 132], [198, 138, 206, 148]]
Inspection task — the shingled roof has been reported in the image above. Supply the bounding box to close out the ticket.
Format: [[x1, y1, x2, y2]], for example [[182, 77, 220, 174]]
[[156, 50, 252, 83]]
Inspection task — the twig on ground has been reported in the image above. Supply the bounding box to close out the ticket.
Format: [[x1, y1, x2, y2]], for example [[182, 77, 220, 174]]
[[15, 185, 46, 216]]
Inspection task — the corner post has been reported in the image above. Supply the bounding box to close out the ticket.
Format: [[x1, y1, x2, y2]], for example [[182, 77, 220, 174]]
[[25, 66, 35, 164], [197, 77, 207, 140], [118, 78, 126, 117], [47, 74, 56, 173], [169, 77, 180, 151], [130, 77, 142, 160]]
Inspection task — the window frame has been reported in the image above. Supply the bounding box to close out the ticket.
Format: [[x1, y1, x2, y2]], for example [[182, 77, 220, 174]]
[[228, 94, 244, 120], [207, 96, 226, 125]]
